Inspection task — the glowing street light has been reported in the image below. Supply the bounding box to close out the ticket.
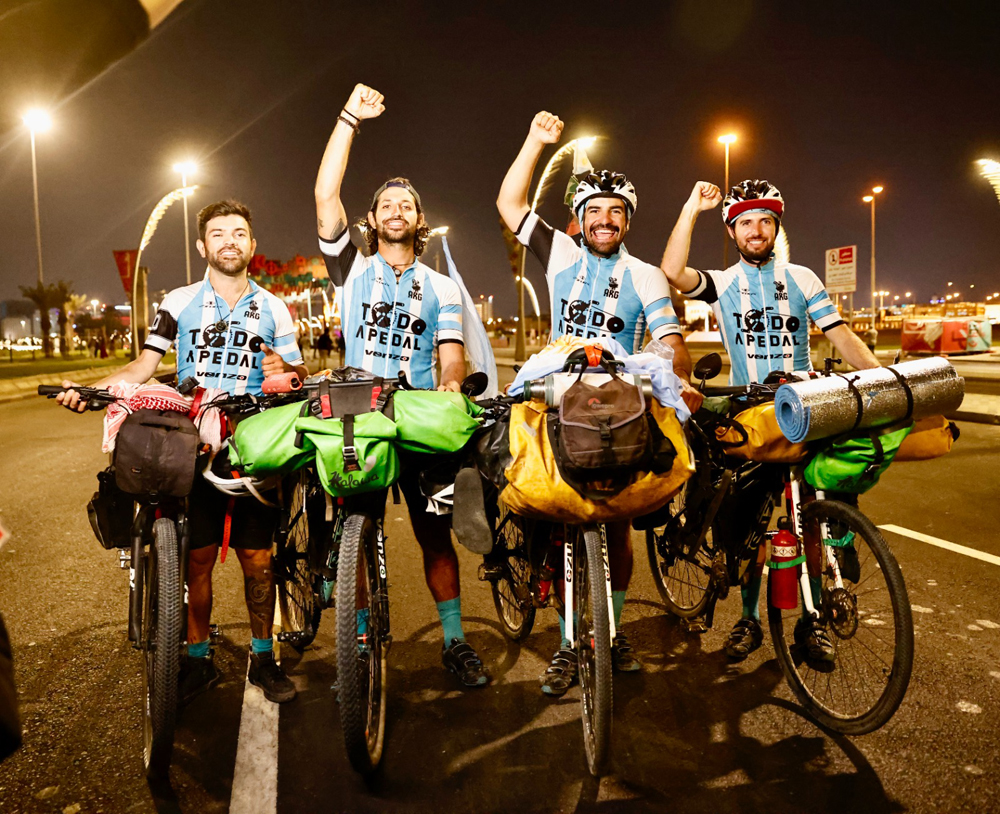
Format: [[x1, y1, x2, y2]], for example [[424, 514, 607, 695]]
[[90, 298, 99, 317], [862, 185, 884, 326], [718, 133, 737, 267], [173, 161, 198, 285], [23, 108, 52, 284]]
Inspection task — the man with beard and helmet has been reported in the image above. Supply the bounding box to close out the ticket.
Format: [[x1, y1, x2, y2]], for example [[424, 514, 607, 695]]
[[497, 111, 703, 697], [57, 200, 308, 704], [313, 83, 489, 688], [659, 179, 879, 663]]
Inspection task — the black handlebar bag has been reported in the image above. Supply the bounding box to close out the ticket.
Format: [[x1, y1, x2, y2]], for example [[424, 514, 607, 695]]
[[113, 409, 200, 498]]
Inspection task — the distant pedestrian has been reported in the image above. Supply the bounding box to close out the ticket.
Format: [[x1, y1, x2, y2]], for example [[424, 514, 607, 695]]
[[316, 327, 334, 369], [98, 336, 108, 359], [90, 338, 99, 358], [334, 328, 345, 366]]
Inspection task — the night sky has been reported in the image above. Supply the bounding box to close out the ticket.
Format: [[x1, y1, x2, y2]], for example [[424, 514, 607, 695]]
[[2, 1, 999, 315]]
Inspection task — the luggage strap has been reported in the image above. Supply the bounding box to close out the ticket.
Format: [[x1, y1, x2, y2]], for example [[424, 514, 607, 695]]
[[342, 413, 360, 472], [221, 496, 235, 563]]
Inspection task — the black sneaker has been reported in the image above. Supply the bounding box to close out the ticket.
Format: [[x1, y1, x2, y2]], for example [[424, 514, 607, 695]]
[[178, 653, 220, 707], [794, 618, 836, 663], [611, 634, 642, 672], [247, 651, 297, 703], [724, 618, 763, 661], [540, 648, 578, 697], [442, 639, 489, 688]]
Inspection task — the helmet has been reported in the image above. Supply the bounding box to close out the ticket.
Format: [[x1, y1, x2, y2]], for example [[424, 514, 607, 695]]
[[572, 171, 638, 220], [201, 440, 280, 506], [722, 179, 784, 225]]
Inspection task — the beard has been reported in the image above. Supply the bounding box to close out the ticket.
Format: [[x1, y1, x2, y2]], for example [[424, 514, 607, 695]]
[[207, 246, 249, 276], [376, 217, 417, 248], [582, 221, 625, 257], [736, 235, 775, 263]]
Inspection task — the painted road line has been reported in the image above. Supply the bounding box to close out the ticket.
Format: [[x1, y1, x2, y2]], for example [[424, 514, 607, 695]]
[[229, 668, 279, 814], [879, 524, 1000, 567]]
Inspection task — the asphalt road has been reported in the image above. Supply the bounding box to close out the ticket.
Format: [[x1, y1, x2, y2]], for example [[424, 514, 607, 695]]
[[1, 391, 998, 813]]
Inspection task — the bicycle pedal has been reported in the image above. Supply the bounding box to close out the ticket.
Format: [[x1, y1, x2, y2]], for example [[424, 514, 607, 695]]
[[478, 562, 503, 582], [681, 617, 709, 635], [118, 550, 130, 569]]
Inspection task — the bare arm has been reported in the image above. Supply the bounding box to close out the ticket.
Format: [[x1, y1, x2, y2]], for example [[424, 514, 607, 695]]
[[56, 348, 164, 411], [315, 84, 385, 241], [496, 111, 563, 232], [824, 323, 880, 370], [660, 182, 723, 292], [437, 342, 467, 392], [663, 333, 704, 413]]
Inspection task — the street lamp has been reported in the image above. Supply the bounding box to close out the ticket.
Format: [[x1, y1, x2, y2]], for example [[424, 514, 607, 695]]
[[90, 298, 99, 317], [718, 133, 737, 267], [22, 109, 51, 284], [862, 185, 883, 326], [427, 225, 449, 273], [173, 161, 198, 285]]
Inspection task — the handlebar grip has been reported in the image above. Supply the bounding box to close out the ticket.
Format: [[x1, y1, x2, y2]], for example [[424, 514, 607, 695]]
[[37, 385, 65, 396]]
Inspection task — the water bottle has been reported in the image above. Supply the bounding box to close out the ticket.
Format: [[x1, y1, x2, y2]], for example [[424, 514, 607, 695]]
[[522, 372, 653, 407], [767, 516, 801, 610]]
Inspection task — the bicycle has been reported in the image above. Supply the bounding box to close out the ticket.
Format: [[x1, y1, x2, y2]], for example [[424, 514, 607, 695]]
[[38, 383, 195, 779], [646, 354, 914, 734]]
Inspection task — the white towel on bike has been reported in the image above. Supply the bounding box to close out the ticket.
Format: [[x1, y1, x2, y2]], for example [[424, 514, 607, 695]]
[[101, 382, 227, 454]]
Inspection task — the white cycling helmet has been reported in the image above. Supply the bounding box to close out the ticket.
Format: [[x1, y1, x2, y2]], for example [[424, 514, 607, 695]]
[[572, 170, 638, 220], [201, 440, 280, 507], [722, 179, 784, 225]]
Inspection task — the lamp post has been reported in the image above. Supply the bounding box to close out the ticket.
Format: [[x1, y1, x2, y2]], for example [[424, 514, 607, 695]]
[[173, 161, 197, 285], [718, 134, 737, 268], [862, 185, 883, 326], [22, 109, 51, 284]]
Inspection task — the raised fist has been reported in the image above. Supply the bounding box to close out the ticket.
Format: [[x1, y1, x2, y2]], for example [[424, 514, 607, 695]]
[[345, 84, 385, 120], [529, 111, 563, 145], [689, 181, 723, 211]]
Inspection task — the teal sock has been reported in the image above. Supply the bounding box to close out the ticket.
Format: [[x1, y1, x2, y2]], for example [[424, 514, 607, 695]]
[[558, 613, 570, 649], [436, 597, 465, 644], [187, 639, 210, 658], [612, 590, 627, 629], [356, 608, 369, 636], [251, 637, 272, 655], [742, 573, 763, 621]]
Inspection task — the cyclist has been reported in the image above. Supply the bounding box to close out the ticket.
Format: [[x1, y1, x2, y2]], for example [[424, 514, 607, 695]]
[[659, 179, 879, 661], [57, 200, 307, 704], [497, 111, 703, 696], [313, 83, 487, 688]]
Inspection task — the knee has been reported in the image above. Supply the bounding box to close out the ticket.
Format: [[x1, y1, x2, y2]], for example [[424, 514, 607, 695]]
[[237, 548, 273, 576]]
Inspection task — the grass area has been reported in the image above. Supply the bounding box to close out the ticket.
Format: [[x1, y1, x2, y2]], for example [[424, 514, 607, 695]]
[[0, 350, 176, 381]]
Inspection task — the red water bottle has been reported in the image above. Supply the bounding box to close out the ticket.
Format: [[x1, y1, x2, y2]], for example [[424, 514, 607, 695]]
[[768, 516, 801, 610]]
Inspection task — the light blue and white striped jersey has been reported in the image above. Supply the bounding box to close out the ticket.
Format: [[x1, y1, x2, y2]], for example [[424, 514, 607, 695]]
[[145, 272, 303, 396], [319, 229, 464, 389], [683, 256, 844, 385], [516, 211, 681, 353]]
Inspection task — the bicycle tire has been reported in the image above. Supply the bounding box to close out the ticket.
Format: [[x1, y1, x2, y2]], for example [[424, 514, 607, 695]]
[[336, 512, 388, 777], [645, 483, 716, 618], [488, 501, 536, 641], [142, 518, 181, 777], [275, 470, 321, 651], [767, 499, 914, 735], [576, 525, 613, 776]]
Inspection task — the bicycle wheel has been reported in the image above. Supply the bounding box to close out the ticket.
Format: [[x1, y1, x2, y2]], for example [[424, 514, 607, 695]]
[[487, 500, 536, 641], [275, 470, 321, 651], [767, 499, 914, 735], [575, 525, 612, 776], [645, 483, 716, 618], [336, 512, 388, 776], [142, 518, 181, 777]]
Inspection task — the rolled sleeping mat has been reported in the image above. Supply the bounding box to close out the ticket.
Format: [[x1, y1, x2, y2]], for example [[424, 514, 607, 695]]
[[774, 357, 965, 444]]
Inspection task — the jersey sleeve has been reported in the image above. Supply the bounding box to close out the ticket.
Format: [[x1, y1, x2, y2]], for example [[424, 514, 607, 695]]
[[269, 300, 305, 365], [678, 269, 720, 303], [318, 226, 361, 287], [514, 211, 580, 281], [434, 276, 465, 346], [799, 267, 845, 331], [143, 290, 183, 354], [632, 263, 682, 339]]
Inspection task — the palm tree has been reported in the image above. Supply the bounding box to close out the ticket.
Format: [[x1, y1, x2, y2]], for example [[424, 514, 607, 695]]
[[65, 293, 88, 357], [51, 281, 74, 358], [19, 282, 55, 357]]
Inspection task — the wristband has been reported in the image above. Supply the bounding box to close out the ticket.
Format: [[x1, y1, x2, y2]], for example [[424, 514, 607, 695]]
[[340, 108, 360, 123], [337, 115, 360, 134]]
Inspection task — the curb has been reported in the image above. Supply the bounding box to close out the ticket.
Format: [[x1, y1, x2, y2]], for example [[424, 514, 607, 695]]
[[0, 364, 177, 406], [947, 411, 1000, 426]]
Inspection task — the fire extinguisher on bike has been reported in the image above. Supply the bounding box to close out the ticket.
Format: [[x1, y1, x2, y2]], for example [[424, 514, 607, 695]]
[[767, 516, 804, 610]]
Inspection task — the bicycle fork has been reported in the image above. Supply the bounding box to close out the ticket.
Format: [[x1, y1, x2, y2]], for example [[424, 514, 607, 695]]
[[562, 527, 616, 645], [785, 480, 844, 621]]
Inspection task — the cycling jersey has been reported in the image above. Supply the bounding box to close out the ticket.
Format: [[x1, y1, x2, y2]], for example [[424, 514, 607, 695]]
[[682, 256, 844, 385], [516, 211, 681, 353], [319, 228, 464, 389], [145, 273, 304, 396]]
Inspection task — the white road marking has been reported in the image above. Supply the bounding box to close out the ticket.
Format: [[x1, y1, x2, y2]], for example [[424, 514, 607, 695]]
[[229, 666, 279, 814], [956, 701, 982, 714], [968, 624, 984, 631], [879, 525, 1000, 567], [976, 619, 1000, 630], [911, 605, 935, 614]]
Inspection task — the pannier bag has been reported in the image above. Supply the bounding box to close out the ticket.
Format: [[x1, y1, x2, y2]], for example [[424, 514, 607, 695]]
[[294, 411, 400, 497], [114, 409, 200, 497], [230, 401, 314, 477], [804, 422, 912, 494], [715, 402, 810, 463], [87, 467, 135, 549], [392, 390, 484, 454], [500, 399, 694, 523], [894, 415, 959, 461]]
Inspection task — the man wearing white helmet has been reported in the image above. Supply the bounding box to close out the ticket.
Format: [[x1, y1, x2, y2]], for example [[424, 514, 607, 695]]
[[498, 111, 703, 696], [660, 180, 878, 661]]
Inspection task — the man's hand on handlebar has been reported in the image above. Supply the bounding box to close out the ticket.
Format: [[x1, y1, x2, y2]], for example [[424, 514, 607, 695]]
[[55, 380, 89, 412], [437, 380, 461, 393], [679, 379, 704, 414]]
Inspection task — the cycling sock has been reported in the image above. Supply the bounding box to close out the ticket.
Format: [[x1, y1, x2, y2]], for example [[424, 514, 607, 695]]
[[612, 591, 627, 628], [742, 574, 763, 621], [187, 639, 210, 659], [557, 613, 572, 649], [801, 577, 823, 619], [251, 637, 273, 656], [356, 608, 369, 636], [436, 597, 465, 644]]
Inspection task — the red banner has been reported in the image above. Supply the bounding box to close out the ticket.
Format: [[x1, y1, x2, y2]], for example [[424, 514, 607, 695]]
[[113, 250, 138, 299]]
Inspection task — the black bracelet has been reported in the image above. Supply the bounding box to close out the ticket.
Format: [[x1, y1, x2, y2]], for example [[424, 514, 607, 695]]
[[337, 114, 360, 134], [340, 108, 360, 123]]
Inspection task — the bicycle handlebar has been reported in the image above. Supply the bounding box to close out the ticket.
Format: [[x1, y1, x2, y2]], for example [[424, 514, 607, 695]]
[[37, 384, 118, 409]]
